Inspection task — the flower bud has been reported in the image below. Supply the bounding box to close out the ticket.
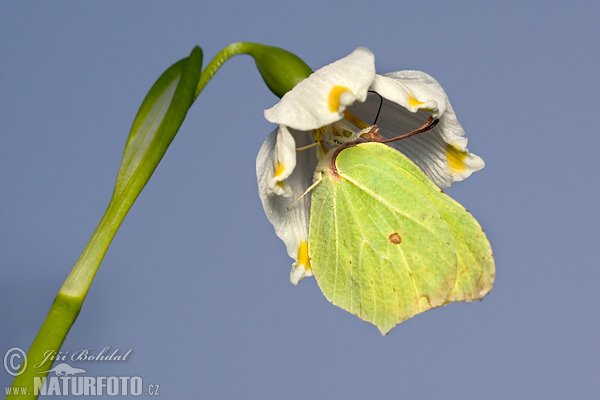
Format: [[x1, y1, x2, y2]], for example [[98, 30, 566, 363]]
[[247, 44, 313, 98]]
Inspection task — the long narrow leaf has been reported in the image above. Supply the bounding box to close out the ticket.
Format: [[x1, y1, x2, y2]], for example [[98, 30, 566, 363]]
[[113, 46, 203, 201]]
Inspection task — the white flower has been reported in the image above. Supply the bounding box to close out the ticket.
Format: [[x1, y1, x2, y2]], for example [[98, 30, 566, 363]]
[[256, 47, 484, 284]]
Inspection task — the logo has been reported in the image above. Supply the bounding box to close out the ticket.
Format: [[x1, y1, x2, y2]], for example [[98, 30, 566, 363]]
[[4, 347, 160, 396], [36, 362, 86, 376], [3, 347, 27, 377]]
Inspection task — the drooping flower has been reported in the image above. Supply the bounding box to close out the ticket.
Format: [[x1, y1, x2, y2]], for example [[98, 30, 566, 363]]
[[256, 47, 484, 284]]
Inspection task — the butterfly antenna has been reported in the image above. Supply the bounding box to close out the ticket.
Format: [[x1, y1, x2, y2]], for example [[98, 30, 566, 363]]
[[287, 174, 323, 211], [379, 117, 439, 144], [296, 142, 320, 151], [368, 90, 384, 125]]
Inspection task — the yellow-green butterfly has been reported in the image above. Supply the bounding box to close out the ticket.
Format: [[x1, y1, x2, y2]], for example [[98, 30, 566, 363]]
[[309, 120, 494, 334]]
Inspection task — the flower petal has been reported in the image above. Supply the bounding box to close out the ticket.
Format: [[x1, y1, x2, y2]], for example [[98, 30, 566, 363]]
[[370, 73, 447, 119], [264, 47, 376, 131], [290, 240, 313, 285], [266, 126, 297, 196], [349, 72, 484, 188], [257, 128, 318, 283]]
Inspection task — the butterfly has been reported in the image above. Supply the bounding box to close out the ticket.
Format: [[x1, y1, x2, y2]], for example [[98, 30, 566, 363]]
[[308, 119, 494, 334]]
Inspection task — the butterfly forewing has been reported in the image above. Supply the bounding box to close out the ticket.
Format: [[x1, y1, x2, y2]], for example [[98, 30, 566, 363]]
[[360, 143, 495, 303]]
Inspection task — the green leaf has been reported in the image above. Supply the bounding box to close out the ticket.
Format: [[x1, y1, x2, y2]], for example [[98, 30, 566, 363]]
[[309, 142, 494, 334], [61, 46, 203, 298], [113, 46, 203, 202]]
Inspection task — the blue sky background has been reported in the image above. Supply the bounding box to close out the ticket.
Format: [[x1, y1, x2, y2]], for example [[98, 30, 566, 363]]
[[1, 1, 599, 399]]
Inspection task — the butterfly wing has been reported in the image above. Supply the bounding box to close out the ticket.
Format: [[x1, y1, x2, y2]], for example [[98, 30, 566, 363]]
[[310, 142, 456, 334], [309, 142, 494, 334], [361, 143, 495, 303]]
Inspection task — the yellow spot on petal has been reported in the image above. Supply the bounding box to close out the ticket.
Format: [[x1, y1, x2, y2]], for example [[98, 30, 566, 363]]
[[446, 144, 468, 174], [343, 110, 369, 130], [328, 85, 351, 112], [298, 240, 311, 272], [274, 161, 285, 178], [408, 94, 423, 107], [276, 181, 285, 189]]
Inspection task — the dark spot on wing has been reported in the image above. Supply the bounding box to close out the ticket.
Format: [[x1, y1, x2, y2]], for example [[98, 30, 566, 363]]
[[388, 232, 402, 244]]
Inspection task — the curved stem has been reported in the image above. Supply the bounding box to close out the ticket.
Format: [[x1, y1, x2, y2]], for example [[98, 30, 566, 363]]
[[194, 41, 312, 101], [194, 42, 253, 100]]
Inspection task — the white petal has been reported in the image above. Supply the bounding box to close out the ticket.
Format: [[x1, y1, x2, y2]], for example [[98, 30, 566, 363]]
[[349, 75, 484, 188], [290, 264, 313, 285], [370, 73, 446, 119], [257, 128, 318, 282], [267, 126, 297, 197], [290, 240, 313, 285], [379, 71, 465, 147], [264, 47, 376, 131]]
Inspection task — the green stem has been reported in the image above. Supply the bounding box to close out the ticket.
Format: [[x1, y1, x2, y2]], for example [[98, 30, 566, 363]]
[[195, 42, 312, 99], [194, 42, 253, 100], [7, 197, 132, 399]]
